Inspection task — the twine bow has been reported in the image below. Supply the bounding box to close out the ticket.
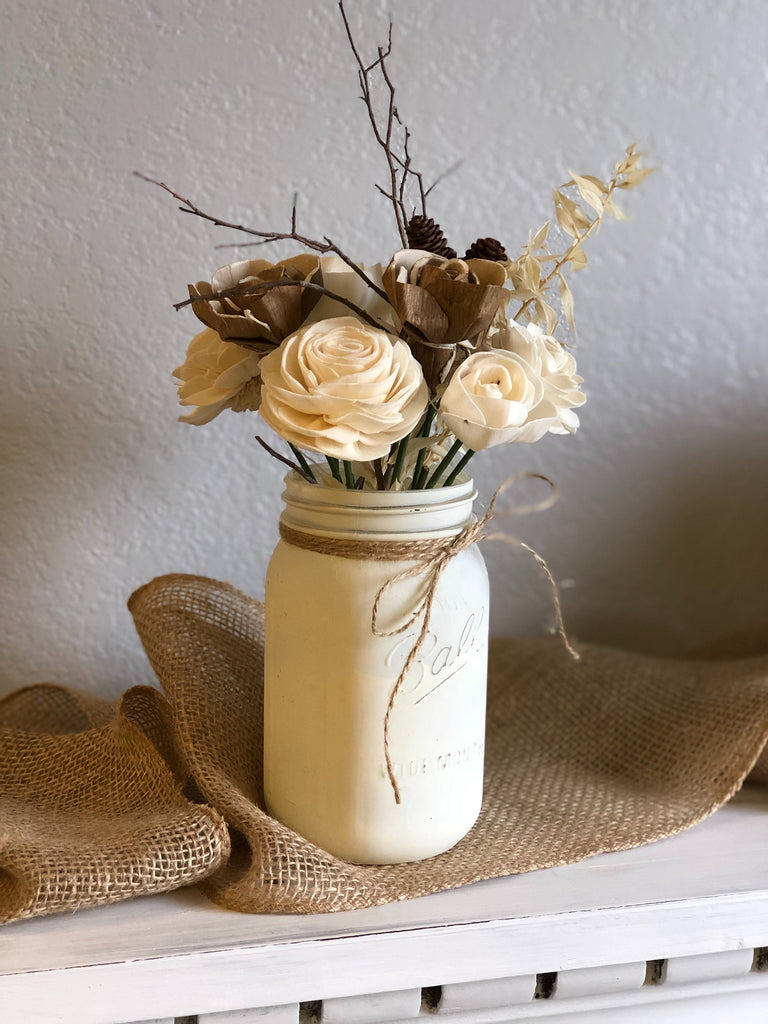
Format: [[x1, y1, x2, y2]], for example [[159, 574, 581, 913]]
[[371, 473, 580, 803]]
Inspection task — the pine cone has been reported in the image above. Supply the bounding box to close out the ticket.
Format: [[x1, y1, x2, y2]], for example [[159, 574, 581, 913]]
[[405, 215, 457, 259], [464, 237, 508, 262]]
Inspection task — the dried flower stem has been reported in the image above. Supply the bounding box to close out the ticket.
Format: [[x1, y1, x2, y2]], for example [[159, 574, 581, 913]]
[[175, 278, 387, 333], [134, 173, 388, 303], [510, 143, 654, 329], [513, 178, 617, 324]]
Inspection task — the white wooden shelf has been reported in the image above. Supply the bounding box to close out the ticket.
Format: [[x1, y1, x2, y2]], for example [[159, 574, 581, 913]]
[[2, 786, 768, 1024]]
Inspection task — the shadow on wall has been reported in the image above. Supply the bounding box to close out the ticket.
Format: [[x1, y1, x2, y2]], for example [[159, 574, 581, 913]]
[[570, 432, 768, 658]]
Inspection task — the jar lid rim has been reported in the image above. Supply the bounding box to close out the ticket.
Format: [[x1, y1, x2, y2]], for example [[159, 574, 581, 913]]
[[282, 470, 476, 510]]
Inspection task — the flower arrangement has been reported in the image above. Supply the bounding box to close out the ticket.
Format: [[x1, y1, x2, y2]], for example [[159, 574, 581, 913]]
[[150, 3, 651, 492]]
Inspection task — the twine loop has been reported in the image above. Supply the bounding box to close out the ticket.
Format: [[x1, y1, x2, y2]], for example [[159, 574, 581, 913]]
[[278, 473, 579, 804]]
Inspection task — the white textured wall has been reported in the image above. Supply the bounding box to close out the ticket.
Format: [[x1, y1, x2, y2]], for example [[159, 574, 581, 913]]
[[2, 0, 767, 699]]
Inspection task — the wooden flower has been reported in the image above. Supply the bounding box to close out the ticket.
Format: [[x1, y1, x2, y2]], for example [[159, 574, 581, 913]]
[[259, 317, 428, 461], [188, 255, 321, 349], [382, 250, 508, 390], [173, 328, 266, 425]]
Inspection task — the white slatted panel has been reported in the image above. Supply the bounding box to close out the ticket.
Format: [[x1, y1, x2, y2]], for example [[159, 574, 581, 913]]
[[321, 987, 420, 1023], [495, 987, 768, 1024], [555, 961, 646, 998], [198, 1005, 299, 1022], [440, 974, 535, 1010], [665, 948, 754, 984]]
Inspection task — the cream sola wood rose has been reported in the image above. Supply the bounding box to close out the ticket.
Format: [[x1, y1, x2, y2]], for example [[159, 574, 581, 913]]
[[174, 257, 403, 437], [440, 321, 585, 450], [258, 316, 428, 461], [173, 328, 264, 425]]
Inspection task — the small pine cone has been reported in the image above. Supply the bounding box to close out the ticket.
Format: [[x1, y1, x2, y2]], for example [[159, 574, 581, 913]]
[[464, 237, 508, 262], [405, 214, 457, 259]]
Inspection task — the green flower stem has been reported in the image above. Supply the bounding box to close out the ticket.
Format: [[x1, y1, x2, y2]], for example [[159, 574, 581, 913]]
[[424, 438, 463, 489], [418, 402, 438, 435], [443, 448, 475, 486], [326, 457, 343, 483], [289, 444, 317, 483], [390, 434, 410, 486], [343, 460, 357, 489], [411, 403, 438, 488]]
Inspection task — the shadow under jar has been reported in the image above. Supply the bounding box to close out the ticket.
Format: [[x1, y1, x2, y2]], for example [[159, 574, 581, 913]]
[[264, 473, 489, 865]]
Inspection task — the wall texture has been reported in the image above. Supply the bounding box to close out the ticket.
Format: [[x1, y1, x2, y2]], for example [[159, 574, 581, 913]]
[[2, 0, 767, 699]]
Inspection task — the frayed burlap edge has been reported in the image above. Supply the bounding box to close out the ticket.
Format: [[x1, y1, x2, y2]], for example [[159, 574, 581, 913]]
[[0, 680, 230, 923]]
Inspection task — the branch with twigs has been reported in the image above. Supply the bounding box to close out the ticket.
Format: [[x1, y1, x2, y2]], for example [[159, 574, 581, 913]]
[[338, 0, 429, 244], [133, 172, 388, 302]]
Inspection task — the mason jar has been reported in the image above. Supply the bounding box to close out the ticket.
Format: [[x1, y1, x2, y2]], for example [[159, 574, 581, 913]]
[[263, 472, 489, 864]]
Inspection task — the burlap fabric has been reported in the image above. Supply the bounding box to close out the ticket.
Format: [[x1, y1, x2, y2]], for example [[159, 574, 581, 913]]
[[2, 573, 767, 924]]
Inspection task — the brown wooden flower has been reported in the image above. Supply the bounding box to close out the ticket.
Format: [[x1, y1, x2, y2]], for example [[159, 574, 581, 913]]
[[188, 255, 321, 349], [382, 250, 508, 389]]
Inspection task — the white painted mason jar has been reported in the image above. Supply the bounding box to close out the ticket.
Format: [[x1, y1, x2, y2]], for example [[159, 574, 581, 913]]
[[263, 472, 489, 864]]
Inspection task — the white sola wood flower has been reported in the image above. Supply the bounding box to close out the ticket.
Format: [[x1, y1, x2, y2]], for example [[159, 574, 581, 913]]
[[303, 255, 399, 334], [259, 316, 428, 461], [441, 321, 585, 450], [173, 328, 265, 425]]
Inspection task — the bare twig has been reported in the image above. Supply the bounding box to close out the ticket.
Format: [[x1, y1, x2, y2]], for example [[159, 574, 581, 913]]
[[398, 128, 412, 212], [134, 172, 388, 302], [401, 127, 427, 214], [424, 159, 464, 201], [375, 183, 395, 202], [176, 278, 388, 331], [213, 238, 276, 251], [339, 6, 404, 243], [255, 435, 316, 483], [338, 1, 428, 242]]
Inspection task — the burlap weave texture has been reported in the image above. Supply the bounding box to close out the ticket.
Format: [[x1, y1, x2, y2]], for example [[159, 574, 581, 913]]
[[1, 573, 767, 924]]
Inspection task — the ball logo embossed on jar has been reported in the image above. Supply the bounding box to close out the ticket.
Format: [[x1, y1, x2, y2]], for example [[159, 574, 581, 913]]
[[385, 608, 487, 704]]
